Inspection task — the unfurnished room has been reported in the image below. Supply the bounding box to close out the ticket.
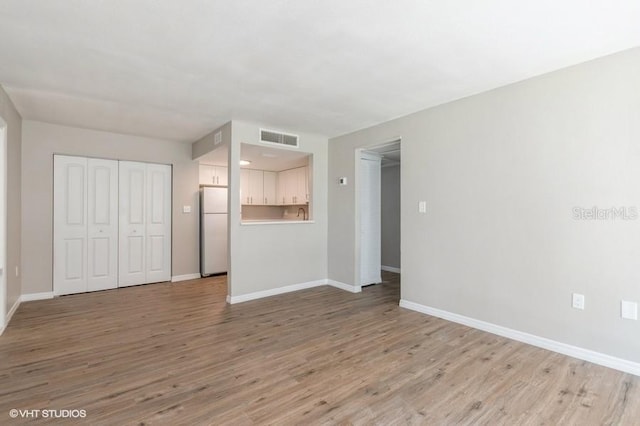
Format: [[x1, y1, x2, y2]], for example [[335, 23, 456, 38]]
[[0, 1, 639, 424]]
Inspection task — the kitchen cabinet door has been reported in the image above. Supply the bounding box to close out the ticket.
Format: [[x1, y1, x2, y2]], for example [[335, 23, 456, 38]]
[[248, 170, 264, 205], [263, 171, 277, 205], [199, 165, 215, 185], [214, 166, 228, 186], [296, 166, 308, 204], [240, 169, 250, 204]]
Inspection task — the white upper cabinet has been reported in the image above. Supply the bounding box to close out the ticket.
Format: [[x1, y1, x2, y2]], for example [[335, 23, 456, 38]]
[[276, 166, 308, 205], [199, 164, 228, 186], [240, 169, 265, 205], [263, 171, 277, 205], [240, 166, 309, 206]]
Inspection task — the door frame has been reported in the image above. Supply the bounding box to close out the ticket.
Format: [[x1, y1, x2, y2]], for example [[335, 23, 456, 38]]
[[354, 138, 401, 289], [0, 119, 7, 332]]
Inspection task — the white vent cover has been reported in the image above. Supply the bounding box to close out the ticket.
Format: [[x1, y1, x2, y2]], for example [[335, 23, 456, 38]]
[[260, 129, 299, 148]]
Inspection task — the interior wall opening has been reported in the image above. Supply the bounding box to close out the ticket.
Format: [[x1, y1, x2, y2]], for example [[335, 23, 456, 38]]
[[357, 139, 401, 296]]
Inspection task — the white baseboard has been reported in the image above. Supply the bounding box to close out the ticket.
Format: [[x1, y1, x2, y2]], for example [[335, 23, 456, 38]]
[[21, 292, 55, 302], [327, 279, 362, 293], [7, 297, 20, 321], [1, 297, 21, 334], [399, 299, 640, 377], [381, 265, 401, 274], [227, 279, 327, 304], [171, 273, 202, 283]]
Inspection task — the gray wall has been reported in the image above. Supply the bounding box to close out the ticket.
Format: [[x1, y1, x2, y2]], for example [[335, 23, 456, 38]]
[[0, 85, 21, 313], [329, 47, 640, 362], [228, 120, 328, 297], [21, 121, 200, 294], [381, 165, 400, 269], [192, 121, 231, 160]]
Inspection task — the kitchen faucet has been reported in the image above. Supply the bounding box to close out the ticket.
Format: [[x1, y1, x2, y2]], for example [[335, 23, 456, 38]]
[[297, 207, 307, 221]]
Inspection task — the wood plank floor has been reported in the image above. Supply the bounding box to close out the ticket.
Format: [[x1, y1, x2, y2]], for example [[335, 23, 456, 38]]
[[1, 272, 638, 425]]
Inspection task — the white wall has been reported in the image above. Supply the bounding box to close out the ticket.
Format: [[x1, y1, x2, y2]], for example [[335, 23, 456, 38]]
[[381, 165, 400, 269], [0, 85, 21, 316], [228, 121, 328, 297], [21, 121, 200, 294], [329, 47, 640, 363]]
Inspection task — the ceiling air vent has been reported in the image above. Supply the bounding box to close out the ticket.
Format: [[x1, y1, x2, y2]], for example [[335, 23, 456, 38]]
[[260, 129, 299, 148]]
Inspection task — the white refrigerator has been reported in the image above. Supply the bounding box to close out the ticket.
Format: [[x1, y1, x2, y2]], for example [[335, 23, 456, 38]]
[[201, 187, 228, 276]]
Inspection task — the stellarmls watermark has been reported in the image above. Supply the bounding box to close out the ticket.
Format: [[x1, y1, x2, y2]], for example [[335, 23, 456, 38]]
[[572, 206, 638, 221], [9, 408, 87, 419]]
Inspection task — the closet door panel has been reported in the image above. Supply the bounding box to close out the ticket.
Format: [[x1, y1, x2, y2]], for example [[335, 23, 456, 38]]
[[146, 164, 172, 283], [87, 158, 118, 291], [54, 155, 88, 295], [119, 161, 147, 287]]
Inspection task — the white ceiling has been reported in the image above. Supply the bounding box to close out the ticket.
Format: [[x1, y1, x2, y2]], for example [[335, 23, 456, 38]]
[[367, 141, 401, 167], [1, 1, 639, 142]]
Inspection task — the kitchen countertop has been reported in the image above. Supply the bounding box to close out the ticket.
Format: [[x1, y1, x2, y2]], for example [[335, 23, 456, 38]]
[[240, 219, 315, 225]]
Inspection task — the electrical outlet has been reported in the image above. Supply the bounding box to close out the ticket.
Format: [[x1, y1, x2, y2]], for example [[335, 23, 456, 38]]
[[572, 293, 585, 310], [621, 300, 638, 320], [183, 205, 191, 214]]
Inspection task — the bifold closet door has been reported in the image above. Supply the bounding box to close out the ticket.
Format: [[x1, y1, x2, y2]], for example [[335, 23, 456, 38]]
[[87, 158, 118, 291], [145, 163, 172, 284], [119, 161, 171, 287], [54, 156, 118, 295]]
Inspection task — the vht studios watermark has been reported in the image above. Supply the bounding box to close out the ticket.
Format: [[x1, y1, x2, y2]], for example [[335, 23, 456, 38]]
[[9, 408, 86, 419], [572, 206, 638, 221]]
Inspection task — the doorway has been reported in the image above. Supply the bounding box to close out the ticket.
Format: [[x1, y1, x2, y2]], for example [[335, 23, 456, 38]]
[[356, 140, 401, 288]]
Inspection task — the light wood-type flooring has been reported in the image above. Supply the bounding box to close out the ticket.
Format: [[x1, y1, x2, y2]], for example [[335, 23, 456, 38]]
[[1, 272, 638, 425]]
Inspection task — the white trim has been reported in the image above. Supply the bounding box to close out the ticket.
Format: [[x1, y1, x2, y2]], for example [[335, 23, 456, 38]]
[[327, 279, 362, 293], [1, 296, 20, 334], [171, 273, 202, 283], [21, 292, 55, 302], [399, 299, 640, 377], [381, 265, 401, 274], [227, 279, 326, 304]]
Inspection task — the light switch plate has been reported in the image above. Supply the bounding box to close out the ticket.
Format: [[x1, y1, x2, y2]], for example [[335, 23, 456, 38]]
[[183, 206, 191, 214], [621, 300, 638, 320], [418, 201, 427, 213], [572, 293, 585, 310]]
